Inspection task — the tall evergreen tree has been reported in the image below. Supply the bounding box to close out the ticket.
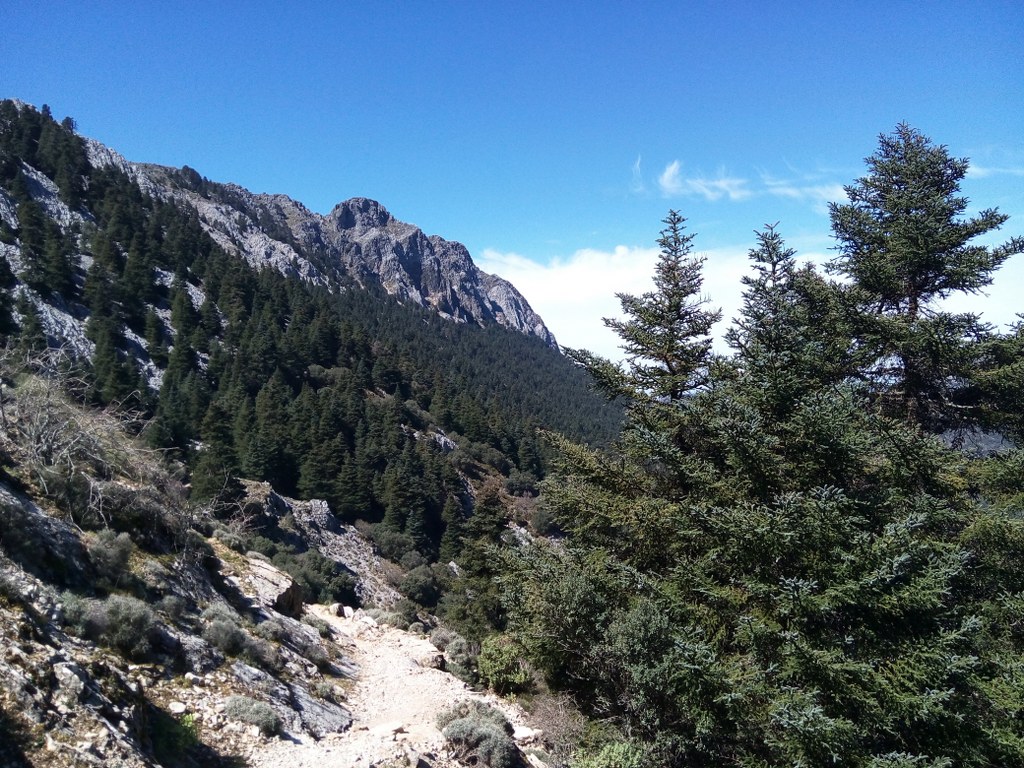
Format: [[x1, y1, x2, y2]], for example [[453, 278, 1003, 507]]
[[568, 210, 721, 403], [829, 124, 1024, 430], [506, 219, 1024, 766]]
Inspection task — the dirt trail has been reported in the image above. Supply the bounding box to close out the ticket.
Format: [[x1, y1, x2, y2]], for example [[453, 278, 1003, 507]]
[[248, 605, 528, 768]]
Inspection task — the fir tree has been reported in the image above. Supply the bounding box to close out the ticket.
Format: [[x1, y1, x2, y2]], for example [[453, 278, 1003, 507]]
[[506, 217, 1024, 766], [568, 210, 721, 403], [829, 124, 1024, 430]]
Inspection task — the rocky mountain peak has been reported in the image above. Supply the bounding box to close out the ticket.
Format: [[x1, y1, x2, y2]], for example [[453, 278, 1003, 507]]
[[330, 197, 395, 230], [140, 167, 559, 348]]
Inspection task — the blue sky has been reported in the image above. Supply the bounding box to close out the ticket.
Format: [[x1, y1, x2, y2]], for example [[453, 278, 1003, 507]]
[[3, 1, 1022, 359]]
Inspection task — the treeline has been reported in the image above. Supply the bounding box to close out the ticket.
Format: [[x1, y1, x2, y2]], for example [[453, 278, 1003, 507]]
[[0, 100, 621, 570], [494, 127, 1024, 766]]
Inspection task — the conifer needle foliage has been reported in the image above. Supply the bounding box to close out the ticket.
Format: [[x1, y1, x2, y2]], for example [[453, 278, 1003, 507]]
[[504, 129, 1024, 766]]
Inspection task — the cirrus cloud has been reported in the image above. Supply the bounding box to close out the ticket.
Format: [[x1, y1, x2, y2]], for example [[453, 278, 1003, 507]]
[[657, 160, 752, 201]]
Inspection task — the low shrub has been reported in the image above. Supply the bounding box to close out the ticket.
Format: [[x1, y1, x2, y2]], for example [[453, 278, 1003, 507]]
[[241, 636, 282, 671], [478, 635, 533, 694], [64, 593, 157, 660], [437, 699, 513, 733], [156, 594, 186, 622], [445, 635, 480, 685], [212, 527, 246, 552], [302, 615, 332, 638], [201, 603, 239, 624], [223, 695, 280, 736], [438, 701, 516, 768], [202, 619, 246, 656], [150, 708, 199, 764], [253, 618, 287, 642], [312, 680, 341, 702], [372, 527, 416, 563], [399, 564, 440, 607], [573, 741, 648, 768], [87, 529, 134, 584], [430, 626, 457, 651]]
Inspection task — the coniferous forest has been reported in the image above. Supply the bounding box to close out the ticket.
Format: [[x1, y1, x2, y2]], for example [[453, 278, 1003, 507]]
[[3, 101, 1024, 766]]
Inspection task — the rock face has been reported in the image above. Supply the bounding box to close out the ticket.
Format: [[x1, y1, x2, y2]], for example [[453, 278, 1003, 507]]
[[84, 145, 558, 349], [232, 555, 306, 618]]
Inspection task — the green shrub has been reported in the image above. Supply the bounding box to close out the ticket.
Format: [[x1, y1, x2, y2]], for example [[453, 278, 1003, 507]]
[[445, 635, 480, 685], [253, 618, 287, 642], [438, 701, 516, 768], [150, 708, 199, 764], [156, 594, 187, 621], [271, 550, 359, 605], [88, 529, 134, 584], [224, 695, 280, 736], [373, 528, 416, 563], [202, 619, 246, 656], [408, 621, 425, 635], [437, 699, 513, 733], [241, 636, 282, 671], [573, 741, 648, 768], [399, 564, 440, 607], [212, 527, 246, 552], [399, 550, 428, 571], [201, 603, 239, 624], [312, 681, 339, 702], [430, 626, 457, 651], [61, 590, 89, 626], [478, 635, 532, 694], [302, 615, 332, 638], [67, 594, 156, 660]]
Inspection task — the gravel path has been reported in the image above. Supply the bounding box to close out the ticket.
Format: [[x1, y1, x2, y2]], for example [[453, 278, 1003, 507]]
[[248, 606, 527, 768]]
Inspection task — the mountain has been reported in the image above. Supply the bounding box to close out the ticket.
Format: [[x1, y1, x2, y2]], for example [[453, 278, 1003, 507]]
[[0, 99, 613, 766], [0, 96, 622, 559], [84, 140, 557, 349]]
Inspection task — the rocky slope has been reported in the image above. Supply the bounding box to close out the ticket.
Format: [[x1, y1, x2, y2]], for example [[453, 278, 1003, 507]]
[[83, 140, 558, 349], [0, 356, 559, 768]]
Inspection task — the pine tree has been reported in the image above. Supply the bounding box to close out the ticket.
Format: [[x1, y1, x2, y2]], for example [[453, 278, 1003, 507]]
[[568, 210, 721, 403], [505, 216, 1024, 766], [829, 124, 1024, 430]]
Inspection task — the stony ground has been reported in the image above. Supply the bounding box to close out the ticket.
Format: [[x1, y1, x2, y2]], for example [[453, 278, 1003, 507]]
[[248, 605, 539, 768]]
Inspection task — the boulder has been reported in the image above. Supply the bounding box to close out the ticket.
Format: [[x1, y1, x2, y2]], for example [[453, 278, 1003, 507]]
[[288, 682, 352, 739], [235, 555, 305, 618]]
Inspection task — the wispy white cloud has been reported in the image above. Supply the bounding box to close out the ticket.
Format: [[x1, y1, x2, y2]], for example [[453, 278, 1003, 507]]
[[967, 164, 1024, 179], [630, 155, 645, 194], [760, 172, 847, 214], [657, 160, 752, 201], [658, 160, 684, 196]]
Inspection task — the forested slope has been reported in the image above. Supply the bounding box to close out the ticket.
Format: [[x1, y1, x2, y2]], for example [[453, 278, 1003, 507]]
[[0, 100, 621, 573]]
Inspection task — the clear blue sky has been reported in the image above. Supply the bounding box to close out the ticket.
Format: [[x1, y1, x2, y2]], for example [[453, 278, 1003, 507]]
[[3, 1, 1022, 358]]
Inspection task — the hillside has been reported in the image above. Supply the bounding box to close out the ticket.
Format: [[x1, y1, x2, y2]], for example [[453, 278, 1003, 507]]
[[0, 99, 621, 566], [0, 99, 623, 766], [0, 358, 554, 767]]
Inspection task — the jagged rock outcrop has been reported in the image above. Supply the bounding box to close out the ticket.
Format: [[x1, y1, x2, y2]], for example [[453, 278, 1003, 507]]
[[83, 140, 558, 349]]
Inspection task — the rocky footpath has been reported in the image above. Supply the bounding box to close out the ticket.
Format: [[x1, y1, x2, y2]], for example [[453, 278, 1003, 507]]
[[250, 605, 546, 768]]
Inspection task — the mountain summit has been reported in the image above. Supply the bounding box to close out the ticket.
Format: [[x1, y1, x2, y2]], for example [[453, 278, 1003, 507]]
[[85, 141, 558, 348]]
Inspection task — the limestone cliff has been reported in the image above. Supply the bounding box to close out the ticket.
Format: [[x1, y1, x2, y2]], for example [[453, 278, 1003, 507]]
[[85, 144, 558, 349]]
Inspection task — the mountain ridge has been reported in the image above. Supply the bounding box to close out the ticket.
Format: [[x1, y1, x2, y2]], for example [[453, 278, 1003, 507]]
[[82, 137, 558, 349]]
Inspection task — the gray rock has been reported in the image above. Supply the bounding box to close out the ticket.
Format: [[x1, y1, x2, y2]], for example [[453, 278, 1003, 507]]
[[288, 681, 352, 739], [177, 631, 224, 674], [124, 160, 558, 348], [52, 662, 90, 708]]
